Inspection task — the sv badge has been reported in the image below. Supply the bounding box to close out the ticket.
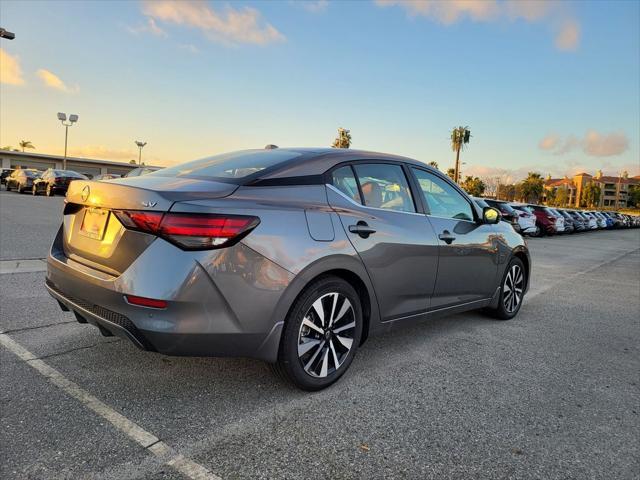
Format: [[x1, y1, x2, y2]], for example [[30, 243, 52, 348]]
[[141, 201, 157, 208]]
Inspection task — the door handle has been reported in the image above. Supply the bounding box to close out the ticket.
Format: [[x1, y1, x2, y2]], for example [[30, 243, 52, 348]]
[[438, 230, 456, 244], [349, 221, 376, 238]]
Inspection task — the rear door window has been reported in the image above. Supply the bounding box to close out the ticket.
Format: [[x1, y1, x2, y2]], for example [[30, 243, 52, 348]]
[[352, 163, 415, 213], [331, 166, 362, 204]]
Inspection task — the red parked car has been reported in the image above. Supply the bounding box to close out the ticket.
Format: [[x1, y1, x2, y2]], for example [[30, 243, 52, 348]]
[[527, 205, 559, 236]]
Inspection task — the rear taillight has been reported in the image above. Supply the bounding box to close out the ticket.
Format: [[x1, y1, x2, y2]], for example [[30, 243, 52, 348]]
[[54, 177, 63, 183], [114, 211, 259, 250], [125, 295, 167, 309]]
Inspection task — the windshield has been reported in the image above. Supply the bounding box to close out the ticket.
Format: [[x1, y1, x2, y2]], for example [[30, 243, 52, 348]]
[[152, 149, 302, 183]]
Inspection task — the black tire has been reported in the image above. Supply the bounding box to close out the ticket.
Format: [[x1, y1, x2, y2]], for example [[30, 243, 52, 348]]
[[18, 185, 25, 194], [271, 275, 363, 391], [485, 257, 526, 320]]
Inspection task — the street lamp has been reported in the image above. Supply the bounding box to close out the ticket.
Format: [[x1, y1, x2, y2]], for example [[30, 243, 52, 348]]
[[0, 28, 16, 40], [135, 141, 147, 165], [57, 113, 78, 170]]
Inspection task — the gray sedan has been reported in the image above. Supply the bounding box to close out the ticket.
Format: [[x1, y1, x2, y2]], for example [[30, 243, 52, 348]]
[[45, 147, 530, 390]]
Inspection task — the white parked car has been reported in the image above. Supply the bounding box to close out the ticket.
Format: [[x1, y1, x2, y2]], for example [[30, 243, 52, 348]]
[[582, 211, 598, 229], [510, 204, 539, 236]]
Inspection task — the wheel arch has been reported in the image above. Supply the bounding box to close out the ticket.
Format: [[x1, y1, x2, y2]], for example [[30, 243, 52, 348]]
[[511, 246, 531, 292], [270, 254, 381, 347]]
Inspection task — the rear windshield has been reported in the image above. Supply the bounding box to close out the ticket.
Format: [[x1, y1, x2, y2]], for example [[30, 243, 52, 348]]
[[152, 150, 302, 183], [512, 205, 533, 214], [54, 170, 85, 178]]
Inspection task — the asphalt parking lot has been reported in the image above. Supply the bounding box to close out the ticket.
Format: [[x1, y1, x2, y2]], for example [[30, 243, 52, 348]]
[[1, 188, 639, 480]]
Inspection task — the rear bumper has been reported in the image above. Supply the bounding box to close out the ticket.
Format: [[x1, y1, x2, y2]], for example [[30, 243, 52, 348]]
[[45, 227, 292, 362]]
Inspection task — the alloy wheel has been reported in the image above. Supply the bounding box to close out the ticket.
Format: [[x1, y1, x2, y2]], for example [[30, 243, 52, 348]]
[[297, 292, 356, 378], [503, 264, 524, 313]]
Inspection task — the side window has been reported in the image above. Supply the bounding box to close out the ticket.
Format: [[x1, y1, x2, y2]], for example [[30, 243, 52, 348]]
[[331, 165, 362, 204], [353, 163, 415, 213], [411, 168, 474, 221]]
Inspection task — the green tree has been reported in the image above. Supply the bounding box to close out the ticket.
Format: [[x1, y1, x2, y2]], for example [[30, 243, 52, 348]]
[[450, 126, 471, 183], [19, 140, 35, 152], [555, 188, 569, 207], [460, 176, 486, 197], [517, 172, 544, 203], [497, 183, 516, 201], [545, 188, 556, 205], [628, 184, 640, 207], [581, 182, 601, 207], [331, 128, 352, 149], [446, 168, 455, 180]]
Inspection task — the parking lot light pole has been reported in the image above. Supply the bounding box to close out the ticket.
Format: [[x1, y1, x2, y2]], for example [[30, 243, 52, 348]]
[[57, 113, 78, 170], [0, 27, 16, 40], [135, 141, 147, 165]]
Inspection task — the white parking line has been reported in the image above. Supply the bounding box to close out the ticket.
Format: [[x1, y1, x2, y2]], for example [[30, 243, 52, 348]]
[[0, 258, 47, 274], [0, 333, 221, 480]]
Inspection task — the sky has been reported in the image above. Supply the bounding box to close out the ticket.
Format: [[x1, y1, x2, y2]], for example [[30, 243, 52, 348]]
[[1, 0, 639, 183]]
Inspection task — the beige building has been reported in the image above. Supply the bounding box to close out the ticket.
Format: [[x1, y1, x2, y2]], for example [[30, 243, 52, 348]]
[[0, 150, 160, 178], [544, 170, 639, 208]]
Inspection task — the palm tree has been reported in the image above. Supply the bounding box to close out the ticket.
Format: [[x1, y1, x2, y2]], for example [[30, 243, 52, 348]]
[[19, 140, 35, 152], [446, 168, 455, 180], [428, 161, 439, 169], [517, 172, 544, 203], [331, 128, 352, 149], [450, 126, 471, 183]]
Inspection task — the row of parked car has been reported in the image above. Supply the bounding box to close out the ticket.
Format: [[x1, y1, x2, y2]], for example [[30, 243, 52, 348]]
[[473, 197, 640, 235], [0, 166, 159, 196]]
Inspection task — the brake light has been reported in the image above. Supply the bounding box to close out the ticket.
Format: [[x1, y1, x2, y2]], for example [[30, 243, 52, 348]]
[[114, 211, 259, 250], [125, 295, 167, 309]]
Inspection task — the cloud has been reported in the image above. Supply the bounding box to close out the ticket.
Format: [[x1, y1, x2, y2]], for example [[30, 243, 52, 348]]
[[179, 43, 200, 54], [127, 17, 168, 37], [583, 130, 629, 157], [538, 133, 559, 151], [375, 0, 580, 51], [538, 130, 629, 157], [0, 48, 25, 85], [36, 69, 78, 93], [375, 0, 499, 24], [142, 0, 285, 46], [555, 19, 580, 51], [299, 1, 329, 14]]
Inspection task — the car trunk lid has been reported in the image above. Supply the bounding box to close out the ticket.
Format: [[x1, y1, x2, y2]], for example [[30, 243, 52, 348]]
[[62, 176, 238, 275]]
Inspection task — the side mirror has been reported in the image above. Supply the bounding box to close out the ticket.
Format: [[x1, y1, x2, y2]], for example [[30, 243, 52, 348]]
[[483, 207, 501, 224]]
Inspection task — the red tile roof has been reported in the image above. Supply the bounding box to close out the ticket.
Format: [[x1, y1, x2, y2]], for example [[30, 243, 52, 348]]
[[594, 176, 640, 185], [544, 178, 575, 187]]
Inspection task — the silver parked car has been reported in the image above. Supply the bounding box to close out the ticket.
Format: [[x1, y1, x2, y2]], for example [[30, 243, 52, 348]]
[[45, 148, 531, 390]]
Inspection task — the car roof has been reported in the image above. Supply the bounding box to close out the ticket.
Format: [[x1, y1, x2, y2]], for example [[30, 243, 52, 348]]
[[250, 147, 436, 181]]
